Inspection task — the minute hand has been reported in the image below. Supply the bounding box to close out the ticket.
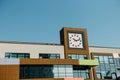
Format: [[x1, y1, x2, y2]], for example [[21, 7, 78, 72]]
[[73, 38, 80, 41], [76, 38, 80, 41]]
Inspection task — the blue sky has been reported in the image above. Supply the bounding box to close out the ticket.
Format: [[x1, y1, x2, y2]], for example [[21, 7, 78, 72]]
[[0, 0, 120, 47]]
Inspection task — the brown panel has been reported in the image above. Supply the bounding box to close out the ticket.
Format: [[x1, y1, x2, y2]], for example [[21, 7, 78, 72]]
[[60, 27, 89, 59], [0, 65, 19, 80], [88, 68, 92, 80], [20, 59, 79, 65]]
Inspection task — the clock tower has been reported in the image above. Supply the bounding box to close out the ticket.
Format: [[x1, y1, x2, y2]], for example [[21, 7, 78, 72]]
[[60, 27, 89, 59]]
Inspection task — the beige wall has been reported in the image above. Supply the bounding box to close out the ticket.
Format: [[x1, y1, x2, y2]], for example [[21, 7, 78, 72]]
[[0, 43, 64, 59], [89, 46, 120, 58], [0, 42, 120, 59]]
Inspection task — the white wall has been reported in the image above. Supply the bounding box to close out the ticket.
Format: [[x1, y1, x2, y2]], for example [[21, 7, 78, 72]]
[[0, 42, 120, 59], [0, 43, 65, 59], [89, 46, 120, 58]]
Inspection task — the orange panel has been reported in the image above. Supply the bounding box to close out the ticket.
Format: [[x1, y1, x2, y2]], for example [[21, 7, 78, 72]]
[[20, 59, 79, 65], [64, 78, 84, 80], [0, 65, 19, 80]]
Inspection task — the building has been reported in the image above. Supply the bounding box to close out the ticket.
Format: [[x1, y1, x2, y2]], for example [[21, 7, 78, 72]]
[[0, 27, 119, 80]]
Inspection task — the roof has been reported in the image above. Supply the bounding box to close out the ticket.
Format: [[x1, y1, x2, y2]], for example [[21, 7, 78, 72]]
[[0, 41, 62, 46], [89, 46, 120, 49]]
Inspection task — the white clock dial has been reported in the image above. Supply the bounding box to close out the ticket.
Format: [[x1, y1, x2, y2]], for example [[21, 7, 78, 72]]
[[68, 32, 83, 49]]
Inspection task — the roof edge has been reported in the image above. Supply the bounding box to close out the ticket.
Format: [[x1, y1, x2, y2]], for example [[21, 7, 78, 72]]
[[0, 41, 62, 46], [89, 46, 120, 49]]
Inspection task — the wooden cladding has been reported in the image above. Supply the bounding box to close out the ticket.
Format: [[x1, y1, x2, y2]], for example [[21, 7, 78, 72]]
[[0, 65, 19, 80], [20, 59, 79, 65]]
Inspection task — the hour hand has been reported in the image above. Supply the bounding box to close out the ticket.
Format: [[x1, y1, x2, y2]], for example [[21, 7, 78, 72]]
[[73, 38, 77, 42]]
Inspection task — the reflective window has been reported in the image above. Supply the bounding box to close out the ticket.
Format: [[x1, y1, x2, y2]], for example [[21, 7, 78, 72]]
[[68, 54, 87, 59], [54, 65, 73, 78], [96, 73, 102, 79], [39, 54, 60, 59], [73, 65, 89, 79], [20, 65, 73, 79], [109, 58, 114, 64], [20, 65, 90, 79], [112, 73, 116, 79], [5, 53, 30, 58], [93, 55, 119, 79]]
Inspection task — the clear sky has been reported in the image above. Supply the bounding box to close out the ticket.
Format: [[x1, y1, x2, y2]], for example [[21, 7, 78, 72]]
[[0, 0, 120, 47]]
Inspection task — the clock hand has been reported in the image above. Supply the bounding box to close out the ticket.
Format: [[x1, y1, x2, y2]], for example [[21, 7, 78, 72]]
[[73, 38, 81, 42], [76, 38, 80, 41], [73, 38, 77, 42]]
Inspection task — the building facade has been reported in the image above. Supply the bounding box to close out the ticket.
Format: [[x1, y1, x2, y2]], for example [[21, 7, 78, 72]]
[[0, 27, 119, 80]]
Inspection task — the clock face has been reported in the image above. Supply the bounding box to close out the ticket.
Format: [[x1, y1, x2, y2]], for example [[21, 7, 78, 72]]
[[68, 32, 84, 49]]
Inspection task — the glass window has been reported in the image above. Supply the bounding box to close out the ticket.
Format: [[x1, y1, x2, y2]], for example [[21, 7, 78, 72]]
[[53, 65, 58, 74], [94, 57, 99, 60], [73, 65, 89, 79], [96, 73, 102, 79], [105, 63, 110, 69], [78, 55, 87, 59], [20, 65, 74, 79], [117, 69, 120, 77], [86, 73, 89, 79], [66, 65, 73, 73], [59, 74, 65, 78], [39, 54, 60, 59], [68, 54, 87, 59], [99, 56, 104, 63], [66, 74, 73, 78], [109, 58, 114, 64], [20, 66, 30, 78], [104, 56, 109, 63], [54, 74, 59, 78], [72, 54, 77, 59], [68, 55, 72, 59], [93, 55, 118, 79], [112, 73, 116, 79], [50, 54, 60, 59], [11, 54, 17, 58], [5, 53, 30, 58], [73, 72, 79, 78], [58, 65, 65, 74]]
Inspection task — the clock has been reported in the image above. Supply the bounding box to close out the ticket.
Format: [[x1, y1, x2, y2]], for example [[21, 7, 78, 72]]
[[68, 32, 84, 49]]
